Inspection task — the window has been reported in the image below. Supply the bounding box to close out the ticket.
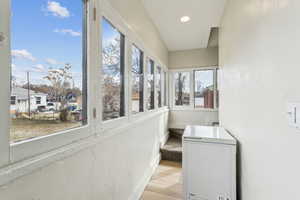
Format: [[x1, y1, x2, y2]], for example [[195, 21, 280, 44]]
[[163, 71, 167, 107], [131, 45, 144, 114], [174, 72, 190, 106], [102, 18, 125, 121], [171, 68, 218, 110], [11, 96, 16, 105], [147, 59, 155, 110], [156, 66, 162, 108], [10, 0, 87, 143], [36, 97, 41, 105], [194, 70, 214, 109]]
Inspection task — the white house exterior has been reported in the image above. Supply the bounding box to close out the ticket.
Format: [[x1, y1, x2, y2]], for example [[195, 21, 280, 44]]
[[10, 87, 47, 114]]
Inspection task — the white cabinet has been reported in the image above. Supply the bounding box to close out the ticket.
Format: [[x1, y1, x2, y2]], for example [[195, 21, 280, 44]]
[[183, 126, 237, 200]]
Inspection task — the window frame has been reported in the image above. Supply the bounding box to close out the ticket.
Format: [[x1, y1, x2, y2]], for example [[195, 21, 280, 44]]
[[170, 67, 218, 111], [130, 44, 144, 115], [35, 97, 41, 105], [171, 70, 193, 109], [99, 15, 129, 131], [156, 66, 162, 108], [194, 69, 216, 110], [0, 0, 10, 167], [11, 96, 16, 105], [101, 17, 126, 122], [146, 58, 155, 110], [8, 0, 94, 162], [98, 1, 168, 131], [163, 70, 168, 107]]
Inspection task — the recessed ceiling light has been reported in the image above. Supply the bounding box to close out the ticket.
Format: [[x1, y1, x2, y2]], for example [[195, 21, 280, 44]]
[[180, 16, 191, 23]]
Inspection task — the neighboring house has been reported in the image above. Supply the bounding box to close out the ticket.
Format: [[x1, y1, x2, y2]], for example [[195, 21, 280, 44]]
[[10, 87, 47, 114]]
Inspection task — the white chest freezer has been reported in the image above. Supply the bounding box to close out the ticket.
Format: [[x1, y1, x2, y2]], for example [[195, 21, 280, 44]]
[[183, 126, 237, 200]]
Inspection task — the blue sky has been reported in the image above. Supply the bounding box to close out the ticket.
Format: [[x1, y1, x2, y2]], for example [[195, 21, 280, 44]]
[[12, 1, 120, 88], [102, 18, 120, 47], [12, 0, 84, 87]]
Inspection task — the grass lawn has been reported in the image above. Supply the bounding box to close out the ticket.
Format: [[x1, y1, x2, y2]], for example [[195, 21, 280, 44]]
[[11, 119, 82, 143]]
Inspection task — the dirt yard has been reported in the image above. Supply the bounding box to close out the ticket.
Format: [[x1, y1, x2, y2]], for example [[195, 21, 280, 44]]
[[10, 119, 82, 143]]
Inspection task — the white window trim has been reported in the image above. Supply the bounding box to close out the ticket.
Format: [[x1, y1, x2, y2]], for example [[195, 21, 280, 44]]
[[0, 0, 10, 167], [129, 43, 145, 116], [170, 66, 219, 112], [9, 0, 96, 163], [98, 0, 168, 130], [170, 71, 193, 110]]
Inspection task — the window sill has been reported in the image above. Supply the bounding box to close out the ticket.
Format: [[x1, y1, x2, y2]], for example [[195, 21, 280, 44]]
[[171, 107, 218, 112], [100, 108, 168, 137], [11, 124, 93, 163]]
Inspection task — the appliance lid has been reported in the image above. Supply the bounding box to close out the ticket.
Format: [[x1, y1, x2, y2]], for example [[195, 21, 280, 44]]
[[183, 125, 237, 145]]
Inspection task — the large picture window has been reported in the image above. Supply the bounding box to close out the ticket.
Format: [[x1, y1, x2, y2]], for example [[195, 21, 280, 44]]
[[174, 72, 190, 106], [147, 59, 155, 110], [102, 18, 125, 121], [10, 0, 87, 143], [171, 68, 218, 110], [194, 70, 214, 109], [131, 45, 144, 114]]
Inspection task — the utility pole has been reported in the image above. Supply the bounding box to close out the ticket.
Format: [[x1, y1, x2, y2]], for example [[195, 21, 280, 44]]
[[27, 71, 31, 118]]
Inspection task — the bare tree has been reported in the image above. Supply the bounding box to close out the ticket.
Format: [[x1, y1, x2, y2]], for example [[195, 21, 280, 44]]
[[44, 63, 73, 108], [175, 73, 186, 105], [102, 38, 123, 119]]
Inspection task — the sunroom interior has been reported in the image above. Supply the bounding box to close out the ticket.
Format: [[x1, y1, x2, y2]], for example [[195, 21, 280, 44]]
[[0, 0, 300, 200]]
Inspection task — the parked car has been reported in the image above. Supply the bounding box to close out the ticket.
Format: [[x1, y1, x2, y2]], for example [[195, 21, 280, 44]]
[[46, 102, 58, 111], [37, 105, 46, 112]]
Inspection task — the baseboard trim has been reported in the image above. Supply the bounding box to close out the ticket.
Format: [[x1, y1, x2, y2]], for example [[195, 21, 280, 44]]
[[128, 153, 161, 200], [169, 123, 187, 129]]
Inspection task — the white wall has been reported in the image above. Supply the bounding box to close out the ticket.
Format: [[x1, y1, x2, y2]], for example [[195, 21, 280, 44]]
[[219, 0, 300, 199], [169, 110, 218, 129], [0, 112, 169, 200], [109, 0, 168, 66], [168, 47, 218, 69]]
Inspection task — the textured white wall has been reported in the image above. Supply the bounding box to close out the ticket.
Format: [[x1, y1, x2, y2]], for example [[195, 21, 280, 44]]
[[168, 47, 218, 69], [219, 0, 300, 199], [0, 112, 169, 200], [169, 110, 219, 129], [109, 0, 169, 66]]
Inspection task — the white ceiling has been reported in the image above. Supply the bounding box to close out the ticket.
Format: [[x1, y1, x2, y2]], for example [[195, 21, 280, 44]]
[[141, 0, 227, 51]]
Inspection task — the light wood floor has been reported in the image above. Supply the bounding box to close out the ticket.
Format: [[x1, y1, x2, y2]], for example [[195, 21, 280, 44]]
[[140, 160, 183, 200]]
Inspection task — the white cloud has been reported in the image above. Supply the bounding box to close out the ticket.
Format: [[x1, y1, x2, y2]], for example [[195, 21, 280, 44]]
[[32, 64, 46, 73], [46, 1, 70, 18], [46, 58, 59, 65], [54, 29, 81, 37], [11, 49, 36, 61]]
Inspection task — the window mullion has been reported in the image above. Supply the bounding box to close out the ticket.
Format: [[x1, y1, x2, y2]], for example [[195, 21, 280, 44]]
[[0, 0, 11, 167], [92, 0, 102, 132], [214, 68, 218, 110], [171, 72, 175, 109], [190, 70, 194, 109], [127, 41, 132, 119], [143, 57, 147, 112], [154, 65, 158, 109]]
